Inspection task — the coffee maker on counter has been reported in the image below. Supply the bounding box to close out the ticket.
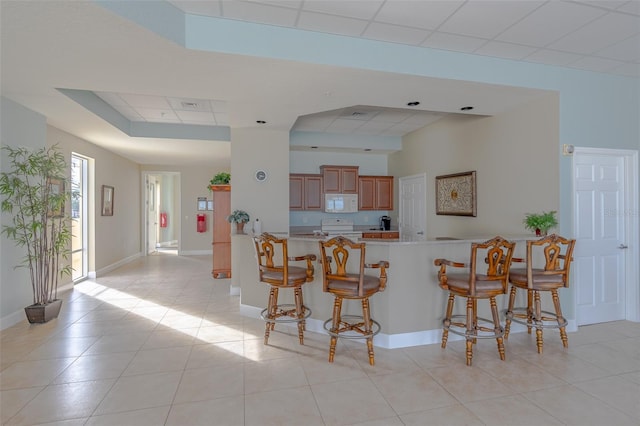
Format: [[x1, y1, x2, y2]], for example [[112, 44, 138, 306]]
[[380, 215, 391, 231]]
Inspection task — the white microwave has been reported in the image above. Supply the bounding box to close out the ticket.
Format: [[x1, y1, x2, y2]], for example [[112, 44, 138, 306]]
[[325, 194, 358, 213]]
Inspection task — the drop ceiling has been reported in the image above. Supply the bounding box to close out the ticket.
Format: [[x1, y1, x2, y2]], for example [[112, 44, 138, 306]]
[[1, 1, 638, 165]]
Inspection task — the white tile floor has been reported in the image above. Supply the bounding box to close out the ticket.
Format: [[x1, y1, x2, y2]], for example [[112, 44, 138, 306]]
[[1, 253, 639, 425]]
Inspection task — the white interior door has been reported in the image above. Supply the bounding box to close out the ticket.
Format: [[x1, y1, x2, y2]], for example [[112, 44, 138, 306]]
[[147, 176, 158, 254], [399, 174, 427, 240], [573, 148, 634, 325]]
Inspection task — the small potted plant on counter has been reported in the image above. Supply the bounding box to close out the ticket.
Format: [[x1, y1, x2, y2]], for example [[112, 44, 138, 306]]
[[523, 210, 558, 236], [227, 209, 250, 232]]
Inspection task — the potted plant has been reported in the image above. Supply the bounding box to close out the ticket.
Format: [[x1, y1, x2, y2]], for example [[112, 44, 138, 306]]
[[227, 209, 250, 232], [209, 172, 230, 188], [523, 210, 558, 236], [0, 145, 72, 323]]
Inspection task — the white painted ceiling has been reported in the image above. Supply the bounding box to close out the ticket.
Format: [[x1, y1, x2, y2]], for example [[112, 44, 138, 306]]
[[1, 1, 638, 165]]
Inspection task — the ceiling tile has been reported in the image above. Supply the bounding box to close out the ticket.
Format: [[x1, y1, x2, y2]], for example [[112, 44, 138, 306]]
[[136, 108, 179, 122], [567, 55, 626, 72], [374, 0, 465, 30], [422, 31, 487, 53], [168, 97, 211, 112], [209, 100, 228, 112], [222, 1, 298, 26], [249, 0, 303, 10], [325, 118, 366, 132], [403, 112, 446, 126], [474, 41, 538, 60], [523, 49, 585, 66], [548, 12, 640, 54], [616, 1, 640, 14], [119, 94, 171, 109], [213, 112, 229, 126], [374, 109, 413, 122], [363, 22, 430, 45], [496, 1, 607, 47], [596, 34, 640, 62], [174, 110, 216, 123], [297, 11, 368, 37], [302, 0, 383, 20], [439, 0, 543, 39], [111, 105, 144, 121], [609, 62, 640, 77], [95, 92, 127, 106]]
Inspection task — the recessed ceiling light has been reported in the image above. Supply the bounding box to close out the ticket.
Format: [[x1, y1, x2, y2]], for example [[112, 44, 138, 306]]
[[460, 106, 474, 111], [310, 146, 318, 149], [407, 101, 420, 107], [256, 120, 267, 124], [364, 148, 372, 152]]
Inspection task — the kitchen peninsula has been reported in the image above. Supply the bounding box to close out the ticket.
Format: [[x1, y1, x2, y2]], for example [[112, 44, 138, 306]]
[[234, 232, 538, 349]]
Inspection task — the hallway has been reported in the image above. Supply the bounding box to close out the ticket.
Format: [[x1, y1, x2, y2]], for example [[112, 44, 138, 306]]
[[1, 254, 639, 425]]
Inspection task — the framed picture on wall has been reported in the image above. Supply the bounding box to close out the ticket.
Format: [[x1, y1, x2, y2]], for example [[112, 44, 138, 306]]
[[435, 171, 477, 217], [101, 185, 114, 216]]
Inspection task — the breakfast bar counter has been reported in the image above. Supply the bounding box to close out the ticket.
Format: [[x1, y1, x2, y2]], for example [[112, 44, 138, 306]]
[[233, 232, 536, 348]]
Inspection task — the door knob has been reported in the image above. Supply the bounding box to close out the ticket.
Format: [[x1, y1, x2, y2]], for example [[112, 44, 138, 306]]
[[618, 244, 628, 249]]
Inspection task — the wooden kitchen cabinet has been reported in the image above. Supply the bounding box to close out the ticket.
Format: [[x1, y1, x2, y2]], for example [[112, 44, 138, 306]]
[[210, 185, 231, 278], [320, 165, 358, 194], [362, 231, 399, 239], [290, 174, 323, 210], [358, 175, 393, 210]]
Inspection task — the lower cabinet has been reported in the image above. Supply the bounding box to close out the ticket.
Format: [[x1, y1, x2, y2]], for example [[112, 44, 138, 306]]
[[362, 231, 399, 239]]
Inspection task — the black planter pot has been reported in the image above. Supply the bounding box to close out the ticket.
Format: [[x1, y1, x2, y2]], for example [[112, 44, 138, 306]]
[[24, 299, 62, 324]]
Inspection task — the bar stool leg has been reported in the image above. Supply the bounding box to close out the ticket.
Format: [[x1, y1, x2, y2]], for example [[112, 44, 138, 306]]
[[294, 286, 304, 345], [442, 293, 455, 348], [466, 297, 474, 366], [264, 287, 277, 344], [527, 289, 534, 334], [504, 286, 517, 339], [490, 297, 505, 361], [329, 297, 343, 363], [552, 289, 568, 348], [362, 297, 375, 366], [534, 290, 544, 354]]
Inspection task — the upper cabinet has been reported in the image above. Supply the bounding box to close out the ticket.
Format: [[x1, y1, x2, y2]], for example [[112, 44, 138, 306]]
[[290, 174, 323, 210], [320, 165, 359, 194], [358, 175, 393, 211]]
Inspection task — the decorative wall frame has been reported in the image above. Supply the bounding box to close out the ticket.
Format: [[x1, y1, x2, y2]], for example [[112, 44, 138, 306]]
[[101, 185, 114, 216], [435, 171, 477, 217]]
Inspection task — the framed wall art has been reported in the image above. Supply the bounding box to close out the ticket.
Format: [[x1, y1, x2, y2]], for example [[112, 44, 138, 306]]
[[435, 171, 477, 217], [101, 185, 114, 216]]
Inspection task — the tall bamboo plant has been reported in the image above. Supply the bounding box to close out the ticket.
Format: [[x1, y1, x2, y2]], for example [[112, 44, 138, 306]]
[[0, 145, 72, 306]]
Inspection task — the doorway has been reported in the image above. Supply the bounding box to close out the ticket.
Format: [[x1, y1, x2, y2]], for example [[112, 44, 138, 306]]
[[143, 172, 180, 255], [71, 154, 89, 281], [572, 147, 639, 324], [398, 173, 427, 240]]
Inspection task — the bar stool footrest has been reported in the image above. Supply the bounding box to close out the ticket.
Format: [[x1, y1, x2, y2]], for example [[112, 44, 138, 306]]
[[323, 315, 380, 339], [504, 307, 567, 329], [445, 314, 504, 339], [261, 304, 312, 324]]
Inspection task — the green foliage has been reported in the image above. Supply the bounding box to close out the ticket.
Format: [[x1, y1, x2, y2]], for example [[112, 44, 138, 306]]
[[0, 145, 72, 305], [226, 209, 250, 223], [210, 172, 231, 186], [523, 210, 558, 234]]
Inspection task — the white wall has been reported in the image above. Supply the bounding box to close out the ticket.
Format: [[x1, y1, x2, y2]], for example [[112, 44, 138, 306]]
[[1, 98, 48, 327], [389, 94, 559, 239]]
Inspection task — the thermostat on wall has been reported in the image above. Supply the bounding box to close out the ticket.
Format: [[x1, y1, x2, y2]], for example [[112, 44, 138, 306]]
[[255, 169, 268, 182]]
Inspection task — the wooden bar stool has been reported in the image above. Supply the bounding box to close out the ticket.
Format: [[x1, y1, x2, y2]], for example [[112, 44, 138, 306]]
[[318, 236, 389, 365], [434, 236, 515, 366], [253, 232, 316, 345], [504, 234, 575, 353]]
